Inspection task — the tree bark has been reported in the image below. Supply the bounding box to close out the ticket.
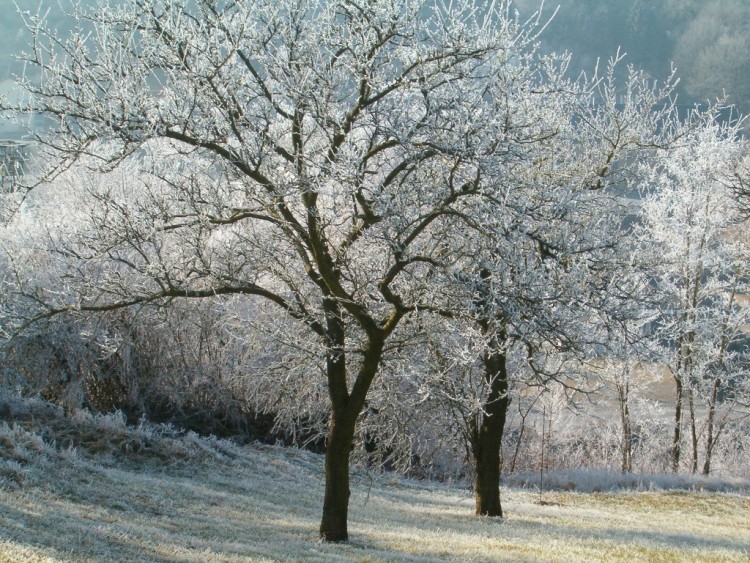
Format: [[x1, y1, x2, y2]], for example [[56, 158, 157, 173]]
[[318, 297, 386, 541], [472, 326, 510, 517], [671, 371, 683, 473], [702, 378, 720, 475], [617, 379, 632, 474], [318, 298, 353, 542], [688, 387, 698, 474], [704, 273, 737, 476], [320, 413, 356, 542]]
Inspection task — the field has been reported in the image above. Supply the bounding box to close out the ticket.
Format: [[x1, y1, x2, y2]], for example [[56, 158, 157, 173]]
[[0, 402, 749, 562]]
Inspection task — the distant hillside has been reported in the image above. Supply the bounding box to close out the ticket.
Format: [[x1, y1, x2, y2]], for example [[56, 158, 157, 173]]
[[513, 0, 750, 113]]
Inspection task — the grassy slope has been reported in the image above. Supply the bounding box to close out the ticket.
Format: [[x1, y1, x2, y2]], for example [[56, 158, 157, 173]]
[[0, 409, 748, 562]]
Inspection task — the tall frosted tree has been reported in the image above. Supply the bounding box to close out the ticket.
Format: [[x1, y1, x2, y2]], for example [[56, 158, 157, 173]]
[[1, 0, 595, 541]]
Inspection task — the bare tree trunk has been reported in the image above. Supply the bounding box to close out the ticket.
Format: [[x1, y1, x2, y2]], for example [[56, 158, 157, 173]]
[[672, 247, 701, 474], [319, 299, 352, 542], [671, 370, 683, 473], [702, 378, 720, 475], [320, 413, 356, 542], [672, 325, 694, 474], [703, 274, 735, 476], [471, 325, 510, 517], [318, 298, 386, 542], [616, 378, 632, 473], [688, 387, 698, 474]]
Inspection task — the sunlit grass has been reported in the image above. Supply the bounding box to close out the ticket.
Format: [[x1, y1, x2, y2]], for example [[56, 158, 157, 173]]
[[0, 406, 748, 561]]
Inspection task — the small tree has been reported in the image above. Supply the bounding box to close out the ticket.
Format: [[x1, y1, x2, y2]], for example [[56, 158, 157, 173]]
[[597, 320, 661, 474]]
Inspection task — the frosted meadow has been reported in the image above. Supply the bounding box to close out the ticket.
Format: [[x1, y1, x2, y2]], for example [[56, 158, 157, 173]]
[[0, 401, 748, 561]]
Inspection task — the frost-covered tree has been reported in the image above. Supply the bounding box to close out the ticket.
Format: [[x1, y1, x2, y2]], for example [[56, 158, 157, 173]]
[[596, 320, 661, 474], [0, 0, 599, 541], [450, 60, 686, 512], [638, 121, 750, 474], [366, 59, 686, 515]]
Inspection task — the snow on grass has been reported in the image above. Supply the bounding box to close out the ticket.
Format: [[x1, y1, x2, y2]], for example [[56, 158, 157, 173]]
[[505, 468, 750, 494], [0, 402, 748, 561]]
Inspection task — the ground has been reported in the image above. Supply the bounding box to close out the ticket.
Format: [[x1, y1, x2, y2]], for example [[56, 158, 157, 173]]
[[0, 404, 748, 562]]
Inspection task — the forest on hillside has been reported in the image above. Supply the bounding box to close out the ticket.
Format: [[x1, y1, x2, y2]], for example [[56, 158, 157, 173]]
[[515, 0, 750, 113]]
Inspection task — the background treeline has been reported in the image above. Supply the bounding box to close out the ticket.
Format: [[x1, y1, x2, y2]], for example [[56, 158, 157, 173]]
[[1, 0, 749, 481]]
